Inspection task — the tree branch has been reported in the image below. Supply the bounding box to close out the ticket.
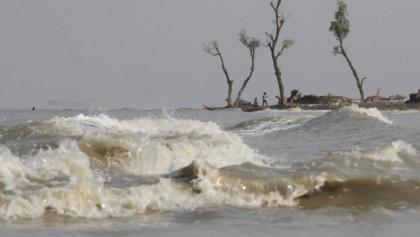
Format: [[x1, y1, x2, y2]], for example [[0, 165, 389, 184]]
[[202, 42, 221, 57], [361, 77, 367, 87]]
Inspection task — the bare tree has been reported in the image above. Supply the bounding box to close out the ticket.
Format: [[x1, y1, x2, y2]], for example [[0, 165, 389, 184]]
[[266, 0, 294, 105], [204, 31, 261, 108], [233, 30, 261, 107], [329, 0, 366, 100], [203, 41, 234, 107]]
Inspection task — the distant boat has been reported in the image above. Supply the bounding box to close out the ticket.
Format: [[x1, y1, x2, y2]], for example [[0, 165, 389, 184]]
[[202, 104, 229, 111]]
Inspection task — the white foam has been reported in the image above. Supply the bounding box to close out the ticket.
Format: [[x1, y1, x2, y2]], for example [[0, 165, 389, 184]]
[[25, 140, 95, 182], [369, 140, 416, 163], [40, 114, 268, 176], [191, 161, 329, 208], [232, 115, 314, 137], [0, 140, 96, 192], [338, 140, 416, 164], [0, 114, 290, 220], [0, 139, 318, 220], [0, 147, 32, 191], [1, 168, 311, 219], [0, 140, 195, 219], [0, 176, 193, 219], [344, 104, 393, 124]]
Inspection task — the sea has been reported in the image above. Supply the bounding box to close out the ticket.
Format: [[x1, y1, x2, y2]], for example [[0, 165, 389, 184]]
[[0, 105, 420, 237]]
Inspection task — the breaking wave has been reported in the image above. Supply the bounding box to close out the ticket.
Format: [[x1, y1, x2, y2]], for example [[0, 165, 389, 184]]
[[227, 115, 313, 136], [330, 140, 417, 164], [0, 112, 418, 221], [342, 104, 393, 124], [0, 114, 268, 176], [1, 139, 420, 220]]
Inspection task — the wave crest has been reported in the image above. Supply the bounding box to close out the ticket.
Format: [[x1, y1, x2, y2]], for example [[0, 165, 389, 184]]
[[331, 140, 417, 164], [228, 115, 313, 136], [342, 104, 393, 124]]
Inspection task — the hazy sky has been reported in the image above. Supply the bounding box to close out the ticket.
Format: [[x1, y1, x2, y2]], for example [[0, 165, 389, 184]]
[[1, 0, 419, 109]]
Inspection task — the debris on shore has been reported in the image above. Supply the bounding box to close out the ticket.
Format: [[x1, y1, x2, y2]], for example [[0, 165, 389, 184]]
[[234, 89, 420, 112]]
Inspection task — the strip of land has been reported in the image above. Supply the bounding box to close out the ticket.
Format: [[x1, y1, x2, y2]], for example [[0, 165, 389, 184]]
[[205, 90, 420, 112]]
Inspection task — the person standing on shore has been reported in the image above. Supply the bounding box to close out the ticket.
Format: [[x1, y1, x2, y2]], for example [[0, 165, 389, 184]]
[[262, 92, 268, 107]]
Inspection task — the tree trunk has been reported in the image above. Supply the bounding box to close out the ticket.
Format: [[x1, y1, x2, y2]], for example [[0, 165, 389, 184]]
[[227, 80, 233, 107], [234, 51, 256, 107], [268, 48, 286, 105], [267, 0, 287, 105], [218, 54, 234, 107], [340, 42, 365, 100]]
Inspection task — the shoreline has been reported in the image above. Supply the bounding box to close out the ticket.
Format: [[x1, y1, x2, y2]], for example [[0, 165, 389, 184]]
[[237, 101, 420, 112]]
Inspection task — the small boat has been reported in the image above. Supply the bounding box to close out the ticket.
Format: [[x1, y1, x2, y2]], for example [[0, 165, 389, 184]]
[[202, 104, 229, 111]]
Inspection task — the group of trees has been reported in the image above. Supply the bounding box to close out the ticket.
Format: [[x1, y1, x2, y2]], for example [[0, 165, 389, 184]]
[[204, 0, 365, 107], [203, 31, 261, 107]]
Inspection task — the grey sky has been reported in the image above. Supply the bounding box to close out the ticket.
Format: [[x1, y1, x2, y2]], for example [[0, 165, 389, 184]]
[[1, 0, 419, 109]]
